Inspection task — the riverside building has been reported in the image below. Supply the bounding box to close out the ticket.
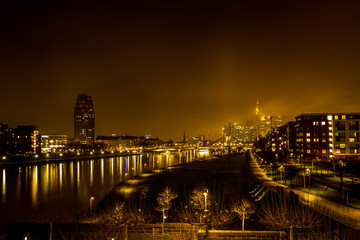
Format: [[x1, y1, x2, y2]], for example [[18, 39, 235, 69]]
[[41, 134, 68, 153], [74, 94, 95, 145], [13, 125, 40, 154], [295, 113, 360, 160]]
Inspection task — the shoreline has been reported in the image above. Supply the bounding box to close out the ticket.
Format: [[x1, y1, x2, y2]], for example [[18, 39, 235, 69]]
[[0, 147, 205, 167], [0, 152, 143, 167]]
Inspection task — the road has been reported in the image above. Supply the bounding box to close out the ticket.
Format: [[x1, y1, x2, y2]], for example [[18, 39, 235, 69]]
[[250, 151, 360, 229]]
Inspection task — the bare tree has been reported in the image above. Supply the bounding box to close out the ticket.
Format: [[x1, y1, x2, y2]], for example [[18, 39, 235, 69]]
[[257, 189, 325, 240], [233, 198, 255, 231], [175, 186, 236, 230], [156, 186, 178, 234], [123, 195, 155, 225], [99, 187, 155, 237], [0, 227, 6, 240], [106, 201, 126, 227]]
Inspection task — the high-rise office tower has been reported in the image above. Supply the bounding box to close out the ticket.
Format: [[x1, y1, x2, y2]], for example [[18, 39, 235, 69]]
[[74, 94, 95, 144], [255, 100, 272, 137], [244, 120, 256, 143], [223, 123, 235, 137], [234, 124, 244, 142]]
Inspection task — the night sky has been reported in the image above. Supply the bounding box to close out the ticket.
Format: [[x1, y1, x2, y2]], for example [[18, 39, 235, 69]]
[[1, 1, 360, 140]]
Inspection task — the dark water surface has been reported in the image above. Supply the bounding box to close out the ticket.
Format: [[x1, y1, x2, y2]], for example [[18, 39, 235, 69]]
[[0, 149, 197, 221]]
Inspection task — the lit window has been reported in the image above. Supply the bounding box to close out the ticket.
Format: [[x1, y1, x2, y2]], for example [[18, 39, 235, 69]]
[[321, 121, 326, 125], [306, 138, 311, 142], [349, 138, 355, 142], [342, 115, 346, 120], [327, 115, 333, 120], [322, 139, 327, 142], [340, 144, 346, 148], [307, 150, 311, 154], [306, 133, 310, 137], [322, 150, 327, 154], [334, 115, 338, 120]]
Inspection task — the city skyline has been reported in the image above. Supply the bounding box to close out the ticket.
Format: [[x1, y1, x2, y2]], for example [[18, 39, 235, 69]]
[[1, 1, 360, 140]]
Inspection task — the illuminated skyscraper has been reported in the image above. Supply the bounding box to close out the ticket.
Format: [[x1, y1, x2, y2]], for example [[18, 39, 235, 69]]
[[255, 99, 260, 116], [244, 120, 256, 143], [223, 123, 235, 137], [255, 100, 276, 137], [222, 123, 244, 145], [234, 124, 244, 142], [74, 94, 95, 144]]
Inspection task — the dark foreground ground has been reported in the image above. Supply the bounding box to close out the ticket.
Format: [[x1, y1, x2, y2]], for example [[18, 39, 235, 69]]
[[97, 153, 266, 230], [1, 153, 359, 239]]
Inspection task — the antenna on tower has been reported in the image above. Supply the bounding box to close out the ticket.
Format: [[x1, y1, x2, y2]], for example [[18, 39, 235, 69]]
[[256, 98, 260, 115]]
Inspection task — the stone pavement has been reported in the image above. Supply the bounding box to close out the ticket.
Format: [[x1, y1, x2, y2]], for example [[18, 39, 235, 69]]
[[250, 152, 360, 229]]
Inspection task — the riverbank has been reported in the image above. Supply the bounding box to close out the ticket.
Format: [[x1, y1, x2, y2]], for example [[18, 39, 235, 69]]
[[0, 152, 140, 167], [88, 153, 266, 230], [0, 148, 187, 167]]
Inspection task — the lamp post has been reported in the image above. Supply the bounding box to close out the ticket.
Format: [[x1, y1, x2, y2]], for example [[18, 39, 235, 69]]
[[332, 157, 336, 177], [339, 159, 346, 200], [306, 168, 311, 187], [162, 209, 166, 235], [90, 197, 94, 213], [203, 189, 209, 238], [204, 189, 208, 212], [303, 171, 306, 189]]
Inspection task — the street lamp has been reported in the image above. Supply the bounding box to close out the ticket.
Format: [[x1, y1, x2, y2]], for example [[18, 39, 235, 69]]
[[90, 197, 94, 213], [204, 189, 208, 212], [303, 171, 306, 189], [306, 168, 311, 187]]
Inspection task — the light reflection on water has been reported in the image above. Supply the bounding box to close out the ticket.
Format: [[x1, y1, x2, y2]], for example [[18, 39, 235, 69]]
[[0, 149, 201, 221], [32, 166, 38, 207], [90, 160, 93, 186], [2, 169, 5, 203]]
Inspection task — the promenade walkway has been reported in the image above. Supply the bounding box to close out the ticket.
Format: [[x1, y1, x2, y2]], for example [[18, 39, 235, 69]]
[[250, 152, 360, 229]]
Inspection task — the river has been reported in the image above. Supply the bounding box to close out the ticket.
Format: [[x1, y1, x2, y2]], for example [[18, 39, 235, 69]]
[[0, 148, 198, 221]]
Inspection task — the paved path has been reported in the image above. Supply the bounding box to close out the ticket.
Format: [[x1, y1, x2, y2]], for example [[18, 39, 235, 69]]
[[250, 152, 360, 229]]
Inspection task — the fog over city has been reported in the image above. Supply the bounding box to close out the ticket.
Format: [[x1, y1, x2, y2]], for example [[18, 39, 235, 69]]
[[1, 1, 360, 140]]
